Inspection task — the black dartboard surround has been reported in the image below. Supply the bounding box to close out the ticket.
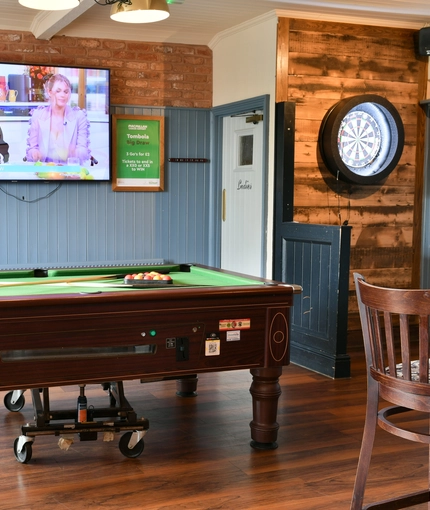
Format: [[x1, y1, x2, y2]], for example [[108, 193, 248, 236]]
[[319, 94, 404, 184]]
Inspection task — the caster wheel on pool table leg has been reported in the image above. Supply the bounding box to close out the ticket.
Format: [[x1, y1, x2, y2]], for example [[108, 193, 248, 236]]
[[13, 437, 33, 464], [119, 431, 145, 458], [4, 391, 25, 412]]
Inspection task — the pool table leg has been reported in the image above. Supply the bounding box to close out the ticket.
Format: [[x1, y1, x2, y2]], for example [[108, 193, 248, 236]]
[[249, 367, 282, 450]]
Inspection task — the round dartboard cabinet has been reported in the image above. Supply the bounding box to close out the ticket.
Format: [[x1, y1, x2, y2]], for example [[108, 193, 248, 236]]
[[319, 94, 404, 184]]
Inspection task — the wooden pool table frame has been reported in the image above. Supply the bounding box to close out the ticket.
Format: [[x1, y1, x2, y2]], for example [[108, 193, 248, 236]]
[[0, 264, 298, 450]]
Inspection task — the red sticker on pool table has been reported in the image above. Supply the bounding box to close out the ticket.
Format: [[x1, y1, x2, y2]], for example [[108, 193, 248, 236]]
[[219, 319, 250, 330]]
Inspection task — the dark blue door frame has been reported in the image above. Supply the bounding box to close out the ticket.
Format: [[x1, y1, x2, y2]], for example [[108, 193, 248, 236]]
[[209, 95, 270, 269]]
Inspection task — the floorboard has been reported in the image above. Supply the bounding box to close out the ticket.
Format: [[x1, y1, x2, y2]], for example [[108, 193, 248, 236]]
[[0, 340, 428, 509]]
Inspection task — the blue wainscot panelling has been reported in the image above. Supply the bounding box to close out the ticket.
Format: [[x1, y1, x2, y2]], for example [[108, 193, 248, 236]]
[[0, 105, 212, 268]]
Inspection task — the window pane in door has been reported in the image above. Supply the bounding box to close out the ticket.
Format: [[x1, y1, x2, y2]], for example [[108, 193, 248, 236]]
[[239, 135, 253, 166]]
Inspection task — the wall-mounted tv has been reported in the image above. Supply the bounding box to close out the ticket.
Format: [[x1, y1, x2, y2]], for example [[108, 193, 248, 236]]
[[0, 63, 110, 182]]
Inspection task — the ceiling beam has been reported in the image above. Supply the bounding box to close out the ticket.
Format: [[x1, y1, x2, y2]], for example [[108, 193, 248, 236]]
[[30, 0, 95, 40]]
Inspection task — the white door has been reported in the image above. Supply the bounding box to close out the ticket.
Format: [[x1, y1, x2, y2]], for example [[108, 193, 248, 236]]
[[221, 114, 264, 277]]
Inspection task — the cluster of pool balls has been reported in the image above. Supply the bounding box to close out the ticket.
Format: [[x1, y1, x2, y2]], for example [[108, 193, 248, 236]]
[[124, 271, 172, 281]]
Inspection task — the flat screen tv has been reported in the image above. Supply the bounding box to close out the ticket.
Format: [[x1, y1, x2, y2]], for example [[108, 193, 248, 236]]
[[0, 63, 110, 182]]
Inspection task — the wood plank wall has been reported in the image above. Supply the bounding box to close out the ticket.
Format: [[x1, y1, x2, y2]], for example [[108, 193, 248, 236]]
[[276, 18, 429, 330]]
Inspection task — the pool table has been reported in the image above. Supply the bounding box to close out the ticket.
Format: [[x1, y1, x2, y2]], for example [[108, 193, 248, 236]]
[[0, 263, 300, 450]]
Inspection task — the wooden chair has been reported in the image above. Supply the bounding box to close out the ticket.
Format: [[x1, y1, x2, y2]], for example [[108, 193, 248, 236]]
[[352, 273, 430, 509]]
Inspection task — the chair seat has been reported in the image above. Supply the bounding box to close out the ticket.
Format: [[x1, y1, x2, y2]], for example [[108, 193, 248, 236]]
[[389, 360, 429, 382]]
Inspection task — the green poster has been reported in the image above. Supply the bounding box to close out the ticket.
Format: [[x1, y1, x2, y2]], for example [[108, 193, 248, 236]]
[[112, 115, 164, 191]]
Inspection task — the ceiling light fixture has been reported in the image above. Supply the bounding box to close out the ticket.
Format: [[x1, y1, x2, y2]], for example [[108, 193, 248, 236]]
[[105, 0, 170, 23], [19, 0, 172, 23], [19, 0, 80, 10]]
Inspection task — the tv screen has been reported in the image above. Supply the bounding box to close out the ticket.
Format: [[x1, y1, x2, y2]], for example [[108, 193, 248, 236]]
[[0, 63, 110, 182]]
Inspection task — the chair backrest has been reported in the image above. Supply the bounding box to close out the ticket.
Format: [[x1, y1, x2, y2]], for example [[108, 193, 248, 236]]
[[354, 273, 430, 391]]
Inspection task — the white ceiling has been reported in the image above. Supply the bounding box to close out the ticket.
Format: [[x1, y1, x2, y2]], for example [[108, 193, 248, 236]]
[[1, 0, 429, 47]]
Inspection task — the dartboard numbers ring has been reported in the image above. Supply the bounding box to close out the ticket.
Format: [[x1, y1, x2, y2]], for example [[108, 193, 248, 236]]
[[319, 95, 404, 184]]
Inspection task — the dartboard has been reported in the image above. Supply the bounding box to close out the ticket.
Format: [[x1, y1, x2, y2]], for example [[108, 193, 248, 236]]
[[337, 110, 381, 168], [319, 95, 404, 184]]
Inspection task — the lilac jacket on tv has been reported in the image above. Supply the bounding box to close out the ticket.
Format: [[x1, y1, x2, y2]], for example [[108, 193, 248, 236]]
[[26, 105, 91, 164]]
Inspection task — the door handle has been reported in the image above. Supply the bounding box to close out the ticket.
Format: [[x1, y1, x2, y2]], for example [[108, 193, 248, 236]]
[[222, 189, 226, 222]]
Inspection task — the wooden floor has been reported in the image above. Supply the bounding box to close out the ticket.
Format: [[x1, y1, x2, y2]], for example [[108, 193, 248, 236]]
[[0, 339, 428, 510]]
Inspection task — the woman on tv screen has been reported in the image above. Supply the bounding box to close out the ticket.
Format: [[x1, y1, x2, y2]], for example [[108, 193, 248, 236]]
[[25, 73, 91, 165]]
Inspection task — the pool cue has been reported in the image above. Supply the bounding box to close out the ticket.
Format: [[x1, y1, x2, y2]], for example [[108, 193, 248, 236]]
[[65, 281, 211, 289], [0, 274, 124, 288]]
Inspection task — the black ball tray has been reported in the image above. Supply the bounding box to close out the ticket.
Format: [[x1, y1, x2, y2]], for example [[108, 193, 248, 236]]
[[124, 278, 173, 287]]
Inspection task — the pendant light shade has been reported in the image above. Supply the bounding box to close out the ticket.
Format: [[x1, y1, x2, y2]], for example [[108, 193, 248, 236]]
[[19, 0, 172, 24], [110, 0, 170, 23], [19, 0, 80, 10]]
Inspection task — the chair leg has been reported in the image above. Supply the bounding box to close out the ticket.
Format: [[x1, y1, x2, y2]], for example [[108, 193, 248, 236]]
[[351, 377, 379, 510], [352, 379, 430, 509]]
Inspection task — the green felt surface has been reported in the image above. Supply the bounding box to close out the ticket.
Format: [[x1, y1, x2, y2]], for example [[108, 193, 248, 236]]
[[0, 265, 262, 297]]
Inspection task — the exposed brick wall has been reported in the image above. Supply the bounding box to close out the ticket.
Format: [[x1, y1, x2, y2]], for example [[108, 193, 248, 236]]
[[0, 30, 212, 108]]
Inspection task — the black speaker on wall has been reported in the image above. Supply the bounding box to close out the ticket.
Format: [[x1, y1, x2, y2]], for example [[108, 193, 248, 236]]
[[415, 26, 430, 56]]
